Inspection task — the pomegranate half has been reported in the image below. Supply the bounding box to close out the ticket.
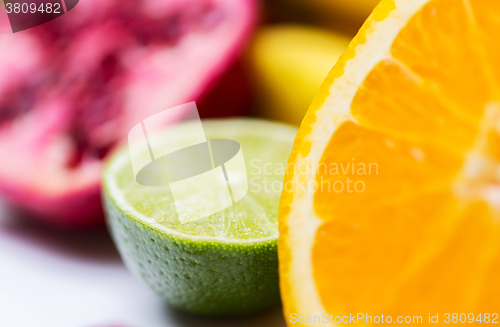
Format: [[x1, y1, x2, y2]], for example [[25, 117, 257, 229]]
[[0, 0, 257, 227]]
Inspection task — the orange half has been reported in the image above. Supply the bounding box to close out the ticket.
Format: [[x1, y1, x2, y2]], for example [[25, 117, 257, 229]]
[[279, 0, 500, 325]]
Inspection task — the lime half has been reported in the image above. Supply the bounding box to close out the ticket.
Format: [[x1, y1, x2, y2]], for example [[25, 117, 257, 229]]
[[102, 119, 297, 316]]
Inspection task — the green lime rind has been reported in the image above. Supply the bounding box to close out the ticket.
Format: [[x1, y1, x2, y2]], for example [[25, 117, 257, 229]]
[[104, 195, 280, 316], [102, 119, 297, 316]]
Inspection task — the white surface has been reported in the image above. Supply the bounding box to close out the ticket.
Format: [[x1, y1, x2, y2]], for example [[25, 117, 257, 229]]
[[0, 204, 287, 327]]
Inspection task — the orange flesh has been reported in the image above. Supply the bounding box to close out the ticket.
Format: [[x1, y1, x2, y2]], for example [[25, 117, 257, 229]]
[[313, 0, 500, 323]]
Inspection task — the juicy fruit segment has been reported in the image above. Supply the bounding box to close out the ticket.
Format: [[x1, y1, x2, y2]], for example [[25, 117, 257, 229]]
[[115, 123, 293, 239], [0, 0, 256, 227], [249, 25, 349, 125], [279, 0, 500, 323], [315, 0, 500, 317], [128, 191, 277, 239], [104, 119, 297, 315]]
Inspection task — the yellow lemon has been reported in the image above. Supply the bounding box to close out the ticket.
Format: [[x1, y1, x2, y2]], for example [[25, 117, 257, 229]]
[[249, 25, 349, 126]]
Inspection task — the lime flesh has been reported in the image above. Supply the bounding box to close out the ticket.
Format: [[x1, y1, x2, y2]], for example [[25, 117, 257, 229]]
[[103, 119, 297, 316]]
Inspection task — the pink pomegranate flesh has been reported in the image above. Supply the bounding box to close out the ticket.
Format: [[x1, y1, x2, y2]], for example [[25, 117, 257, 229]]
[[0, 0, 257, 228]]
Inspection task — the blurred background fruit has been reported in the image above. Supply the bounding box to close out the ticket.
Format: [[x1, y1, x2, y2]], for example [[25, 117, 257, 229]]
[[262, 0, 379, 35], [0, 0, 257, 228], [299, 0, 380, 25], [248, 25, 349, 125]]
